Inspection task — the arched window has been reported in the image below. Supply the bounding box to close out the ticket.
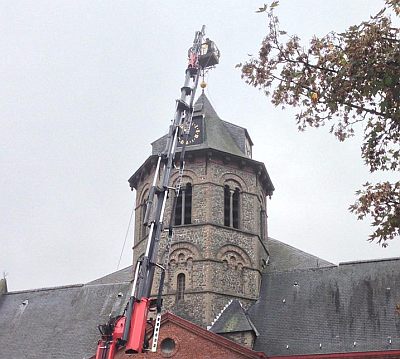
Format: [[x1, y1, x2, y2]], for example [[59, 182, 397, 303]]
[[224, 185, 240, 229], [177, 273, 185, 301], [174, 183, 192, 226], [224, 186, 230, 227], [141, 191, 148, 239], [232, 188, 240, 229]]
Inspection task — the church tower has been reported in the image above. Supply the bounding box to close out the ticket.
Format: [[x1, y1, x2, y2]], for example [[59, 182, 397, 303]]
[[128, 94, 274, 327]]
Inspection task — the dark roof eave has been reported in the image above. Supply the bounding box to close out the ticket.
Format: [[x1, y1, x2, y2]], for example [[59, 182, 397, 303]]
[[204, 147, 274, 196], [128, 148, 274, 195], [128, 154, 158, 190]]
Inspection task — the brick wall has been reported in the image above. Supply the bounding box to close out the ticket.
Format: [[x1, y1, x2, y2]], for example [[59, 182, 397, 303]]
[[113, 314, 265, 359]]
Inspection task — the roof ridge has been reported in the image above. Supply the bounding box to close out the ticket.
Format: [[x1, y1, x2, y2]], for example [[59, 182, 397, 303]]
[[266, 265, 338, 275], [194, 92, 220, 116], [243, 309, 260, 337], [6, 283, 84, 295], [207, 299, 233, 330], [339, 256, 400, 266], [85, 281, 132, 287], [239, 301, 260, 337]]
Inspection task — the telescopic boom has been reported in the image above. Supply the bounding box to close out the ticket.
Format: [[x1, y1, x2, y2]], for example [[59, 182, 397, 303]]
[[95, 26, 219, 358]]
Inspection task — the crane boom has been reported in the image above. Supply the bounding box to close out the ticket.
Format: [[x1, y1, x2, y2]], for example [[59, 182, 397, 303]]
[[95, 26, 219, 358]]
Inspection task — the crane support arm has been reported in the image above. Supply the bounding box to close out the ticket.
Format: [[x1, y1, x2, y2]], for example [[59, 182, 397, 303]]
[[95, 25, 219, 358]]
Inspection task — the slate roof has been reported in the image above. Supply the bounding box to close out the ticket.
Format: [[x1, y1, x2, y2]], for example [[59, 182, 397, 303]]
[[1, 249, 400, 358], [0, 269, 132, 359], [248, 257, 400, 356], [130, 93, 274, 196], [151, 93, 249, 157], [88, 265, 133, 285], [209, 299, 259, 336], [266, 237, 335, 272]]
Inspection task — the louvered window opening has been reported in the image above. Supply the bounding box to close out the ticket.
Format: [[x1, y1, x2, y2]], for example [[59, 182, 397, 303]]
[[224, 185, 240, 229], [175, 183, 192, 225], [141, 195, 148, 239]]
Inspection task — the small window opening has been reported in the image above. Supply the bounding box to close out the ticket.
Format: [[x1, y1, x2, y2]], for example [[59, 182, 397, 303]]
[[260, 206, 266, 240], [161, 338, 176, 354], [177, 273, 185, 301]]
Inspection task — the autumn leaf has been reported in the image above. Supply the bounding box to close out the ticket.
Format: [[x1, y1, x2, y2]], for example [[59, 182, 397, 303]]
[[270, 1, 279, 9], [256, 4, 268, 13], [241, 0, 400, 245]]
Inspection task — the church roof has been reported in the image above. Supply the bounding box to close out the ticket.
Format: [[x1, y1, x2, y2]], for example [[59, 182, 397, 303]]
[[266, 238, 335, 272], [1, 252, 400, 358], [87, 265, 133, 285], [209, 299, 259, 335], [0, 271, 132, 359], [248, 257, 400, 356], [151, 93, 250, 158]]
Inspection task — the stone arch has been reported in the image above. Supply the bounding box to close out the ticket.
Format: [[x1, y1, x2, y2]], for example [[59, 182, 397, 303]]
[[138, 186, 150, 239], [220, 172, 247, 192], [161, 241, 202, 267], [217, 244, 252, 267], [164, 242, 200, 296], [168, 241, 202, 261], [216, 245, 248, 295], [139, 184, 150, 204], [170, 169, 198, 187]]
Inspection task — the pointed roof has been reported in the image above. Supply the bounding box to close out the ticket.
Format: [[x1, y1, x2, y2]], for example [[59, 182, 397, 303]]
[[151, 93, 249, 157], [130, 93, 275, 195], [209, 300, 259, 336], [192, 93, 246, 156]]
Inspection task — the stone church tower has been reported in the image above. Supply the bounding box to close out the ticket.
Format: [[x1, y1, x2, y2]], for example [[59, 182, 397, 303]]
[[128, 94, 274, 327]]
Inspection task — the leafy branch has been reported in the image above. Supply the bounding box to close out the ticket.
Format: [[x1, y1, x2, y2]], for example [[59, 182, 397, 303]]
[[240, 0, 400, 245]]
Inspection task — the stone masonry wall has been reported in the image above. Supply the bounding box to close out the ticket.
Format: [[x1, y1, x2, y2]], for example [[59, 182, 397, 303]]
[[221, 331, 256, 349], [132, 152, 269, 327]]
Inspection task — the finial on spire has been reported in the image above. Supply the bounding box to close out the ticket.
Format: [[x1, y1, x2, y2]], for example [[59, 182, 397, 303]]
[[200, 80, 207, 93]]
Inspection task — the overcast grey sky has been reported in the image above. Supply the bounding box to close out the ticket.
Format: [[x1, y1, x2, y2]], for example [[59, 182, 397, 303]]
[[1, 0, 399, 292]]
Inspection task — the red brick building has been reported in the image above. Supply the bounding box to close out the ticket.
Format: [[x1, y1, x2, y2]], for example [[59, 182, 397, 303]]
[[113, 313, 266, 359]]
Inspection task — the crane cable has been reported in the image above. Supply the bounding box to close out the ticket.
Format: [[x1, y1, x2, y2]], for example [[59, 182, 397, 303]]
[[116, 200, 135, 270]]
